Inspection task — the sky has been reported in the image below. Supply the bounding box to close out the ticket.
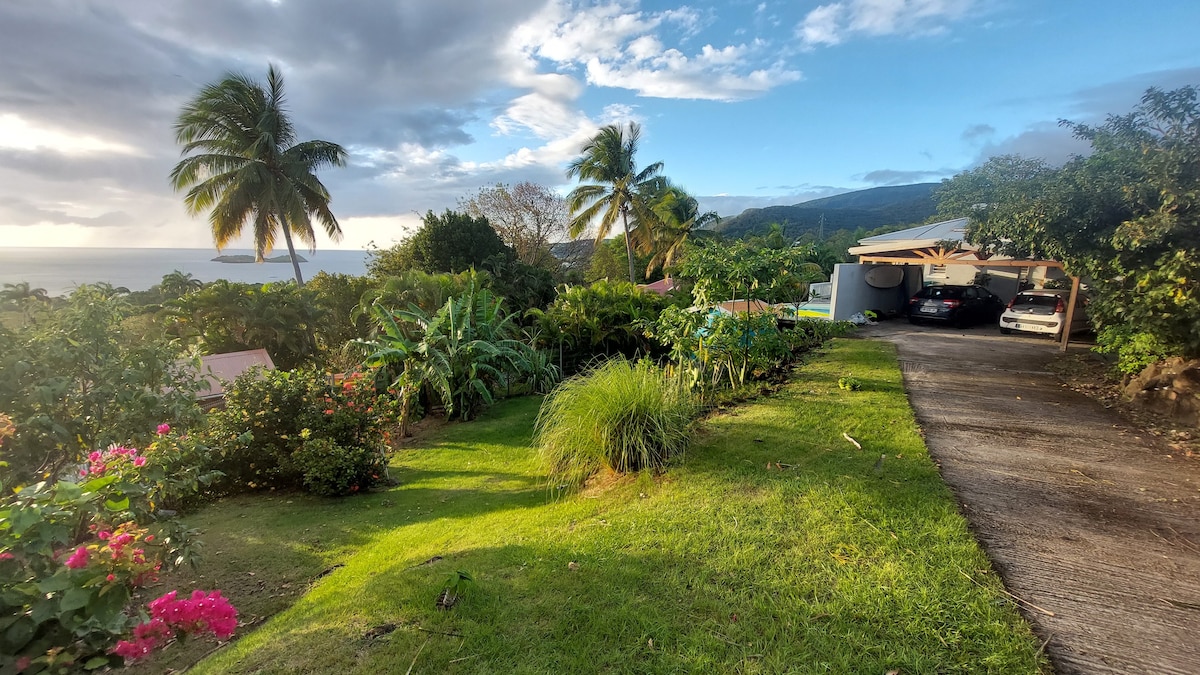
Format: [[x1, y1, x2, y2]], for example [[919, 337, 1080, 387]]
[[0, 0, 1197, 252]]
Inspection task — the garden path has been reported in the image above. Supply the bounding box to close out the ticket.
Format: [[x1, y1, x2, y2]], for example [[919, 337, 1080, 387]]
[[859, 322, 1200, 674]]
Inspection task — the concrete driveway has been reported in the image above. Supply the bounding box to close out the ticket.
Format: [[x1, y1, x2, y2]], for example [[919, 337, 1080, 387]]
[[858, 321, 1200, 674]]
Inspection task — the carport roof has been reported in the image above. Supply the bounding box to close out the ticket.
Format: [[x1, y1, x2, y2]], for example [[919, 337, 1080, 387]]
[[849, 216, 1061, 268]]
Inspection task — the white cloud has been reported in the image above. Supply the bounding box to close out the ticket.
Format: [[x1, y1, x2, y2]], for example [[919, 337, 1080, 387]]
[[798, 0, 976, 48], [509, 1, 800, 102], [0, 113, 142, 156]]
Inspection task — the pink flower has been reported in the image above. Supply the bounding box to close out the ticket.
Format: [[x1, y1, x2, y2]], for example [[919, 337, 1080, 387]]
[[0, 552, 14, 560], [133, 456, 147, 467], [88, 451, 102, 462], [64, 546, 89, 569], [14, 656, 30, 672], [97, 530, 111, 540], [156, 423, 171, 436], [106, 574, 116, 582], [144, 535, 155, 543]]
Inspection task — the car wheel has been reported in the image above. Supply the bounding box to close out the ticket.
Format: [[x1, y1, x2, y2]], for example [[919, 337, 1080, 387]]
[[999, 328, 1012, 335]]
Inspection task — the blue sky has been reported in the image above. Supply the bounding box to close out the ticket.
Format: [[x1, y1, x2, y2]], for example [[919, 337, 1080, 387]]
[[0, 0, 1197, 250]]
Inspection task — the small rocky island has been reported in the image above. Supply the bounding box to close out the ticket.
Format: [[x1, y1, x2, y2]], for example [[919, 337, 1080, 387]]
[[212, 254, 307, 264]]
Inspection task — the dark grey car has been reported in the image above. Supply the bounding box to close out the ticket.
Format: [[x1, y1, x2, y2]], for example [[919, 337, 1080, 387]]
[[907, 284, 1004, 328]]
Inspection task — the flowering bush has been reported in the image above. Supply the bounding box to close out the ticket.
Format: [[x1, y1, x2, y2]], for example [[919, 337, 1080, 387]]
[[112, 590, 238, 662], [202, 368, 397, 495], [0, 424, 224, 672]]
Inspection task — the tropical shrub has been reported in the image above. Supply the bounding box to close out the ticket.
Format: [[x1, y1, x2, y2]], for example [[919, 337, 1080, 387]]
[[526, 280, 669, 374], [535, 359, 697, 489], [1096, 325, 1173, 376], [0, 285, 203, 483], [647, 308, 855, 400], [363, 280, 556, 422], [164, 280, 324, 370], [203, 369, 394, 495], [0, 428, 225, 671], [292, 437, 386, 498]]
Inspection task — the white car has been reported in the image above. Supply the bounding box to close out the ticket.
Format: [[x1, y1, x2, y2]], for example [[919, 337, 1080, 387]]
[[999, 289, 1087, 337]]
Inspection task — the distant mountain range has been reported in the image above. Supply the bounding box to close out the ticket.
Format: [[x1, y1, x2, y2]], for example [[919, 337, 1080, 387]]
[[707, 183, 940, 240]]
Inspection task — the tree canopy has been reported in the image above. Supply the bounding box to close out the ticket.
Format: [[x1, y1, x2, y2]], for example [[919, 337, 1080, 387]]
[[936, 84, 1200, 372], [461, 182, 571, 270]]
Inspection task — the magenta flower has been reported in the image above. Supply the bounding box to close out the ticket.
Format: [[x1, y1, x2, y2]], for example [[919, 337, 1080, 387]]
[[64, 546, 89, 569], [156, 423, 171, 436], [133, 456, 147, 467]]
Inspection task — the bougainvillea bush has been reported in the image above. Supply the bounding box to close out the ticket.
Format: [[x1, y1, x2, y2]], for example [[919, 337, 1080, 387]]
[[202, 368, 395, 496], [0, 424, 234, 672]]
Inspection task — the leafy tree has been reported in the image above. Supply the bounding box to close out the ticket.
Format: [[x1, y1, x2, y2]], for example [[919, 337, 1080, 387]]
[[460, 182, 572, 270], [937, 85, 1200, 371], [567, 122, 666, 283], [0, 285, 203, 481], [675, 239, 825, 309], [171, 64, 347, 286], [0, 282, 49, 305], [380, 209, 513, 275], [586, 237, 654, 284]]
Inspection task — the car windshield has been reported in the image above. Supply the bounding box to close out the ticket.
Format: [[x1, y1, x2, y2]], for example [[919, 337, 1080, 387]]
[[1014, 294, 1061, 308]]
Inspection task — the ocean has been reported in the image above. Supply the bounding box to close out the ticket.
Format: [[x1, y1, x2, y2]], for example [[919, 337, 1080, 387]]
[[0, 247, 371, 297]]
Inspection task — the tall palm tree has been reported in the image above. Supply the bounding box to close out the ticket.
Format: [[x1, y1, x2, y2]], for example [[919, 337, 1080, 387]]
[[641, 183, 719, 277], [566, 122, 665, 283], [171, 64, 347, 286]]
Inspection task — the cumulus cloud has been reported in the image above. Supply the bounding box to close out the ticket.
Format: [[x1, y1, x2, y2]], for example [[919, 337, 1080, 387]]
[[511, 1, 801, 102], [797, 0, 977, 48]]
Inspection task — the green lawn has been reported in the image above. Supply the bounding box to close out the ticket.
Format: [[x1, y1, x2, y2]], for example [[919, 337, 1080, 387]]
[[149, 339, 1047, 674]]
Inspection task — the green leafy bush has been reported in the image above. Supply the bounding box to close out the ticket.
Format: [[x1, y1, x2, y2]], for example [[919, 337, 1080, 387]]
[[535, 359, 697, 489], [0, 429, 214, 671], [838, 376, 862, 391], [1096, 325, 1172, 376], [0, 285, 203, 484], [292, 437, 387, 497], [363, 280, 555, 421], [202, 369, 395, 494]]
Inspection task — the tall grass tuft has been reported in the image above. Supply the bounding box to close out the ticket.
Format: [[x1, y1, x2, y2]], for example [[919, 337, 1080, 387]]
[[535, 358, 697, 488]]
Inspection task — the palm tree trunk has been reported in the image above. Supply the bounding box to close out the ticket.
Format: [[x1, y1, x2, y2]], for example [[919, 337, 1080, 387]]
[[279, 222, 305, 286], [621, 208, 637, 284]]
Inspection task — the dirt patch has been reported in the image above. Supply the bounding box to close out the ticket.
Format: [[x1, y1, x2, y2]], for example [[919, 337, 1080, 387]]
[[858, 322, 1200, 675]]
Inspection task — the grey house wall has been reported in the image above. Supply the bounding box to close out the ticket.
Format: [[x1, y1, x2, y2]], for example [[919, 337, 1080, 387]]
[[829, 264, 921, 320]]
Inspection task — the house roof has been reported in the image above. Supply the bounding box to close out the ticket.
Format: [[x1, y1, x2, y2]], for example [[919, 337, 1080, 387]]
[[192, 349, 275, 400], [714, 299, 775, 315], [636, 277, 679, 296], [849, 217, 971, 256]]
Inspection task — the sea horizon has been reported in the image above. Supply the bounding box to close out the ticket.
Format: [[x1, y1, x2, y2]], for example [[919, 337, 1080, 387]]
[[0, 246, 372, 296]]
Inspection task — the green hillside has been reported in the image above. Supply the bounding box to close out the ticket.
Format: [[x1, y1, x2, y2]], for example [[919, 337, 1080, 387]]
[[710, 183, 938, 240]]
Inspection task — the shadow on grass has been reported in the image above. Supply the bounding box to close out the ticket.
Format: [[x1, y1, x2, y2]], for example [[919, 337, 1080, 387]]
[[203, 533, 1045, 675]]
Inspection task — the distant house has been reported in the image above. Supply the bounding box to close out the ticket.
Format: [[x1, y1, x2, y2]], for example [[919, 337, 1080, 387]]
[[713, 299, 775, 315], [637, 277, 679, 296], [190, 349, 275, 407]]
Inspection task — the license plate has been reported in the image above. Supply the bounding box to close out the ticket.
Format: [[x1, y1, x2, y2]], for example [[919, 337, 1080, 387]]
[[920, 306, 938, 314]]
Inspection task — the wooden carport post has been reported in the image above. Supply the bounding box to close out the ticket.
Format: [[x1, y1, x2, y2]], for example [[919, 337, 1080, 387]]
[[1059, 275, 1081, 352]]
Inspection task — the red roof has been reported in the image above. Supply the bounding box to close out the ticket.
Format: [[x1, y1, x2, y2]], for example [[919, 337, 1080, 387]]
[[636, 277, 679, 296], [193, 349, 275, 400]]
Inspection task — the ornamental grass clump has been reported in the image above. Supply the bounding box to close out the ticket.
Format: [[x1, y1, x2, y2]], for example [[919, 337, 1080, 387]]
[[535, 358, 697, 489]]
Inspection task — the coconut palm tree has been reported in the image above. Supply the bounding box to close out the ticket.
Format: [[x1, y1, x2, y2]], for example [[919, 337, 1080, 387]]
[[641, 184, 719, 277], [159, 270, 204, 299], [170, 64, 347, 286], [566, 122, 665, 283]]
